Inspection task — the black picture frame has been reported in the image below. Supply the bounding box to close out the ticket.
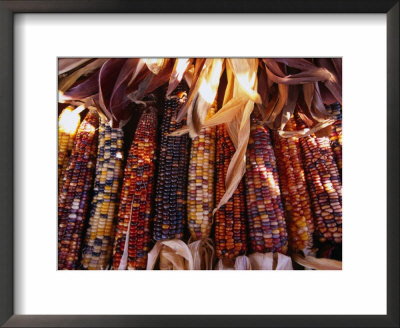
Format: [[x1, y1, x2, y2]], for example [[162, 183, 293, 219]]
[[0, 1, 398, 327]]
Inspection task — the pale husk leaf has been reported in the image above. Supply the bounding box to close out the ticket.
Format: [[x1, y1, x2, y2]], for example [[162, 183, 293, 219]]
[[59, 58, 107, 92], [187, 58, 224, 137], [227, 58, 261, 103], [278, 119, 335, 138], [144, 58, 165, 75], [248, 252, 293, 270], [234, 255, 252, 270], [166, 58, 192, 97], [188, 238, 215, 270], [292, 253, 342, 270], [168, 96, 247, 137], [58, 58, 93, 75], [146, 240, 194, 270]]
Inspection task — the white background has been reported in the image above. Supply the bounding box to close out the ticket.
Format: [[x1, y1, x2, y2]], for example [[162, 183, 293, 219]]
[[14, 14, 387, 315]]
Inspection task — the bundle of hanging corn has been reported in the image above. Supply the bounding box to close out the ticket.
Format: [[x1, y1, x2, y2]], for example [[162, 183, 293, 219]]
[[58, 57, 343, 270]]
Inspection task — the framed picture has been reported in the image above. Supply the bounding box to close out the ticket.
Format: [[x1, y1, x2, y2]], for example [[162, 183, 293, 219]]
[[0, 1, 398, 327]]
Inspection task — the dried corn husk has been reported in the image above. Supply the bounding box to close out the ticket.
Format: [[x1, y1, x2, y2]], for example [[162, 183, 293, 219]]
[[147, 240, 194, 270], [59, 58, 108, 92], [167, 58, 193, 97], [215, 256, 251, 270], [249, 253, 293, 270], [292, 253, 342, 270], [188, 239, 215, 270], [58, 58, 93, 75]]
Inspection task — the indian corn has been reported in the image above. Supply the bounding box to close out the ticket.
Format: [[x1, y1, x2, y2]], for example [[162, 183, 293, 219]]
[[244, 115, 288, 254], [187, 106, 216, 240], [273, 118, 314, 254], [152, 82, 191, 241], [296, 113, 342, 245], [327, 102, 342, 174], [112, 109, 158, 270], [58, 106, 81, 191], [80, 116, 124, 270], [58, 109, 99, 270], [215, 124, 247, 259]]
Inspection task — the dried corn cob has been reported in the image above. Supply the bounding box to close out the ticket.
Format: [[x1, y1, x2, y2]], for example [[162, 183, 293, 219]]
[[296, 114, 342, 245], [112, 109, 158, 270], [152, 83, 191, 241], [58, 109, 99, 270], [273, 118, 314, 254], [187, 106, 216, 240], [58, 106, 81, 190], [80, 116, 124, 270], [244, 115, 288, 254], [327, 102, 342, 174], [215, 124, 247, 259]]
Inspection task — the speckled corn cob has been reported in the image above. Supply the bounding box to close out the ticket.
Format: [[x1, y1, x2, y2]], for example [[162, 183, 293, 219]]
[[187, 106, 216, 240], [80, 116, 124, 270], [112, 109, 158, 270], [215, 124, 247, 259], [152, 82, 191, 241], [296, 114, 342, 245], [244, 115, 288, 254], [58, 109, 99, 270], [327, 102, 342, 174], [58, 106, 81, 190], [273, 118, 314, 253]]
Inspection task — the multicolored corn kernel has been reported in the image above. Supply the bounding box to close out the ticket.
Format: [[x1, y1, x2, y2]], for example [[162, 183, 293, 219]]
[[244, 115, 288, 254], [273, 118, 314, 253], [152, 83, 191, 241], [187, 106, 216, 240], [214, 124, 247, 259], [112, 109, 158, 270], [80, 116, 124, 270], [58, 106, 81, 190], [58, 109, 99, 270], [296, 114, 342, 245], [327, 102, 342, 174]]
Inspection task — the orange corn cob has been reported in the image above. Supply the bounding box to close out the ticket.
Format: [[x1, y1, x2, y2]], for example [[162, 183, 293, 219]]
[[296, 114, 342, 246], [214, 124, 247, 259], [273, 117, 314, 254]]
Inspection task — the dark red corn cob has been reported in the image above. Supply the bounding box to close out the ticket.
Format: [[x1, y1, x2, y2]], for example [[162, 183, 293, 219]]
[[112, 109, 158, 270]]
